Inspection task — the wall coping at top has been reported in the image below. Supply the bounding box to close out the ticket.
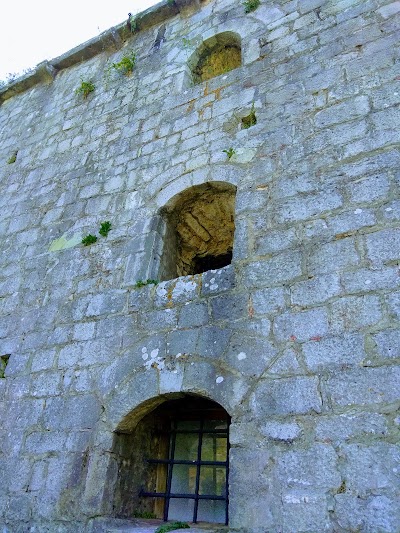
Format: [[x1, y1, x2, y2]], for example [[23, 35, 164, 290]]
[[0, 0, 202, 105]]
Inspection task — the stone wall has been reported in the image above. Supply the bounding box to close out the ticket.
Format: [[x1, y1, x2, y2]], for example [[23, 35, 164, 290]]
[[0, 0, 399, 531]]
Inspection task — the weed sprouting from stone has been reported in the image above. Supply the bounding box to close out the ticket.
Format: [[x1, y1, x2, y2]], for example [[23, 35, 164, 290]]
[[75, 80, 95, 99], [243, 0, 261, 13], [128, 13, 137, 33], [82, 234, 97, 246], [99, 221, 112, 237], [154, 522, 189, 533], [111, 51, 136, 76], [134, 279, 159, 288], [223, 147, 236, 159]]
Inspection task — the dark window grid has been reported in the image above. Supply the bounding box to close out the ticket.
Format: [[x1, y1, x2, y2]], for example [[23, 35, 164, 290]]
[[140, 492, 227, 501], [193, 418, 204, 522], [141, 417, 229, 524], [146, 459, 228, 466], [169, 429, 228, 434]]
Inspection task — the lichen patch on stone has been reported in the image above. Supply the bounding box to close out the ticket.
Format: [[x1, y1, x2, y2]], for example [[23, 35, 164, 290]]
[[48, 233, 82, 252]]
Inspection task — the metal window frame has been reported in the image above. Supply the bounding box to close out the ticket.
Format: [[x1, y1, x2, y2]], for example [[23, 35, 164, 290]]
[[140, 416, 229, 524]]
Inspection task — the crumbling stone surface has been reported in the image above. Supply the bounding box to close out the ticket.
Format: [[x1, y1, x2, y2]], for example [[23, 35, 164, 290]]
[[0, 0, 399, 531], [164, 183, 236, 277]]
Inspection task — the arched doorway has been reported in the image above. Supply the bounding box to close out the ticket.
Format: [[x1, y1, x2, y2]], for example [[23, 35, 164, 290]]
[[112, 395, 230, 525]]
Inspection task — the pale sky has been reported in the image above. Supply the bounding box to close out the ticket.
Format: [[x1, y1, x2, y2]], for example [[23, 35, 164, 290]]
[[0, 1, 160, 82]]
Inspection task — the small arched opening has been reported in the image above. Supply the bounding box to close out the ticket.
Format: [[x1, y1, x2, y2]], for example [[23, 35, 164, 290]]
[[159, 182, 236, 281], [111, 394, 230, 525], [189, 32, 242, 84]]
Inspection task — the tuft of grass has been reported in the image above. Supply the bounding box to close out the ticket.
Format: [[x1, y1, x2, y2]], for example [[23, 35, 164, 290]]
[[75, 80, 95, 99], [99, 221, 112, 237], [155, 522, 190, 533], [243, 0, 261, 13], [112, 51, 136, 76], [222, 147, 236, 160], [7, 151, 18, 164], [82, 234, 97, 246], [134, 279, 159, 288]]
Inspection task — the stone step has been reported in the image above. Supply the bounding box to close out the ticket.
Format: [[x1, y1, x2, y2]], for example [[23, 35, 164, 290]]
[[90, 518, 227, 533]]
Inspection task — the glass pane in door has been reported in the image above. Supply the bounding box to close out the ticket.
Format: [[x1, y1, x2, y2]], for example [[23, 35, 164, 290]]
[[199, 466, 226, 496], [168, 497, 195, 522], [201, 434, 227, 462], [170, 464, 197, 495], [197, 499, 226, 523], [173, 425, 199, 462]]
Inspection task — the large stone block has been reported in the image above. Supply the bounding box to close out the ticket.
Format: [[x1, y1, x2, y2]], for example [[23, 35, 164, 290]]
[[366, 228, 400, 265], [281, 490, 332, 533], [315, 96, 370, 127], [273, 189, 343, 223], [330, 295, 383, 332], [373, 329, 400, 360], [252, 286, 287, 316], [276, 444, 341, 489], [241, 251, 303, 289], [335, 494, 400, 532], [273, 308, 329, 342], [290, 273, 341, 306], [302, 333, 366, 371], [326, 367, 400, 407], [251, 376, 322, 416], [315, 412, 388, 443], [340, 443, 400, 496], [226, 333, 277, 377], [308, 238, 360, 275]]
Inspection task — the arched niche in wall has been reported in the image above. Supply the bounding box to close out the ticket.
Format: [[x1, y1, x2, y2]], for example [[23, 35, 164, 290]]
[[158, 182, 237, 281], [189, 32, 242, 84], [111, 394, 230, 524]]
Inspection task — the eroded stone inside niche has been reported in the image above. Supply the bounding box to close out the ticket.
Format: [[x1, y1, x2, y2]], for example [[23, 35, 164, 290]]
[[190, 32, 242, 84], [194, 45, 241, 83], [161, 183, 236, 279]]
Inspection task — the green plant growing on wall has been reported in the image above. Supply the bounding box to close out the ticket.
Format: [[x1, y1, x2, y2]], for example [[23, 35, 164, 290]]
[[99, 221, 112, 237], [155, 522, 189, 533], [111, 51, 136, 76], [223, 147, 236, 159], [134, 279, 159, 288], [128, 13, 138, 33], [75, 80, 95, 99], [167, 0, 175, 5], [7, 151, 18, 164], [0, 355, 10, 378], [243, 0, 261, 13], [133, 510, 157, 518], [82, 234, 97, 246], [242, 102, 257, 129]]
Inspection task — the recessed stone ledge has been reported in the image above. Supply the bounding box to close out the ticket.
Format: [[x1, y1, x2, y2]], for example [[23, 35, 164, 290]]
[[0, 0, 204, 105]]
